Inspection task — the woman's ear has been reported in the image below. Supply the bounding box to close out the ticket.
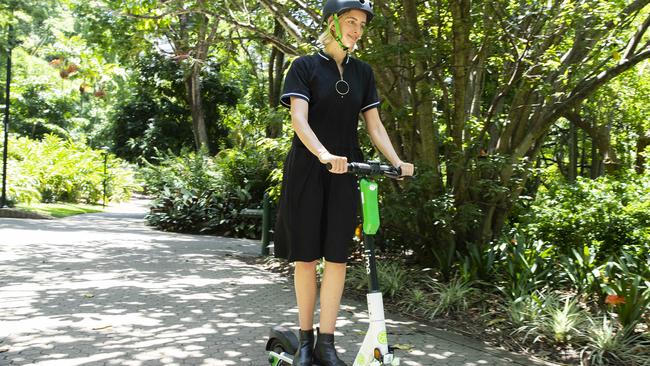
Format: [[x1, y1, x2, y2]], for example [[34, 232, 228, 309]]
[[328, 18, 337, 36]]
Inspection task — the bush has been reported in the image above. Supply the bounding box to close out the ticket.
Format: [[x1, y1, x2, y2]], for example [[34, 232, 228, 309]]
[[426, 277, 478, 317], [346, 261, 412, 298], [580, 317, 650, 366], [143, 140, 285, 238], [5, 134, 137, 204], [518, 295, 586, 346], [520, 175, 650, 260]]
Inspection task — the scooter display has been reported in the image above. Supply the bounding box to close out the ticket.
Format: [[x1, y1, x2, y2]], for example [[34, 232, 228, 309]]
[[266, 161, 405, 366]]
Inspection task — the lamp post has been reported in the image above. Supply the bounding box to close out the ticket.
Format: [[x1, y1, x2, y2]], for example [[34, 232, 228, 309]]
[[1, 25, 14, 208], [101, 146, 109, 208]]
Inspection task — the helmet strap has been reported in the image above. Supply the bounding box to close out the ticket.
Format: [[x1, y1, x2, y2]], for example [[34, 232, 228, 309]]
[[332, 13, 350, 52]]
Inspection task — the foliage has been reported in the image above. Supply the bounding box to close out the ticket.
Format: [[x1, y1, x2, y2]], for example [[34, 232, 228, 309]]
[[146, 186, 256, 236], [580, 317, 650, 366], [495, 234, 554, 301], [397, 287, 434, 316], [109, 53, 239, 161], [110, 90, 194, 163], [426, 277, 478, 318], [346, 261, 412, 298], [4, 134, 137, 204], [520, 174, 650, 259], [143, 143, 281, 238], [460, 240, 498, 283], [519, 295, 586, 346], [507, 292, 545, 328], [559, 245, 602, 296], [380, 164, 472, 276], [601, 254, 650, 329]]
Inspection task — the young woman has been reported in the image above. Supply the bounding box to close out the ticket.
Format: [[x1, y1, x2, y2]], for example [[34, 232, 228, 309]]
[[274, 1, 415, 365]]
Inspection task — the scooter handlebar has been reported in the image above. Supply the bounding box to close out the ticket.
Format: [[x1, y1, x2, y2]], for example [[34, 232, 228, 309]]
[[325, 161, 406, 179]]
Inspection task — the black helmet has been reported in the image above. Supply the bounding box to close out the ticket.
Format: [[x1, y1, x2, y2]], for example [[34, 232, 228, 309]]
[[322, 0, 374, 24]]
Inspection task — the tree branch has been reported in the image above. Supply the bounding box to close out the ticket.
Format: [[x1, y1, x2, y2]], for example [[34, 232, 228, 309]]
[[623, 13, 650, 59], [542, 46, 650, 132]]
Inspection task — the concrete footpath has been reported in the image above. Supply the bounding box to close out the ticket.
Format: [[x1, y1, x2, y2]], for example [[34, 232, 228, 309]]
[[0, 200, 560, 366]]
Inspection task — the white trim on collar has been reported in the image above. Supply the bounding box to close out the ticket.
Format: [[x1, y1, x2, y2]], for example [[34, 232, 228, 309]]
[[318, 50, 351, 64]]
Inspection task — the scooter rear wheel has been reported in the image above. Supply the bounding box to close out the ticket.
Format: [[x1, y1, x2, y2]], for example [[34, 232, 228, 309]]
[[267, 338, 292, 365]]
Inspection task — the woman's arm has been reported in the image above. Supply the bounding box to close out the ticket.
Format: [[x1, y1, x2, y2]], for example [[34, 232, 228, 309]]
[[290, 97, 348, 173], [362, 108, 414, 176]]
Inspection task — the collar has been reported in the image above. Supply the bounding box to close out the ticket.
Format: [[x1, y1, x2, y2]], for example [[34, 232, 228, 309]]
[[318, 50, 350, 65]]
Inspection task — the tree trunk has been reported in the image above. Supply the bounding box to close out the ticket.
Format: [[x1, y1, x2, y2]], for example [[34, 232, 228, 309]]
[[564, 109, 621, 176], [185, 63, 210, 151], [449, 0, 472, 194], [636, 133, 650, 174], [266, 21, 286, 139], [568, 119, 578, 182]]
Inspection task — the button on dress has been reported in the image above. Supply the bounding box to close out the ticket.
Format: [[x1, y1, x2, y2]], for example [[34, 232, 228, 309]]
[[274, 51, 381, 263]]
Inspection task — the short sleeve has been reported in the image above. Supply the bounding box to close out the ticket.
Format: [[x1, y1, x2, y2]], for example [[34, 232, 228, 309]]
[[361, 65, 380, 113], [280, 57, 312, 108]]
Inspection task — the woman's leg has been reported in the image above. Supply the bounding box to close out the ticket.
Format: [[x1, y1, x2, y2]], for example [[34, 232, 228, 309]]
[[318, 261, 347, 333], [294, 260, 318, 330]]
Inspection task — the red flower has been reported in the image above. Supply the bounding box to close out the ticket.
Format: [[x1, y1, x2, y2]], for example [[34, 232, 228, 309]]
[[605, 294, 625, 305]]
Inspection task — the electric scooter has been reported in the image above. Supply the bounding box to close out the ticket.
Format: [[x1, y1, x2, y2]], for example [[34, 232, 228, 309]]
[[266, 161, 405, 366]]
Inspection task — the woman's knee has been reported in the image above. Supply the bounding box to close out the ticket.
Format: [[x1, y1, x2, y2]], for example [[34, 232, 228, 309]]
[[295, 260, 319, 271], [324, 261, 347, 270]]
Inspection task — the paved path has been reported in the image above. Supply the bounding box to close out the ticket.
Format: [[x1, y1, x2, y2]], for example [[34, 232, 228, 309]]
[[0, 200, 559, 366]]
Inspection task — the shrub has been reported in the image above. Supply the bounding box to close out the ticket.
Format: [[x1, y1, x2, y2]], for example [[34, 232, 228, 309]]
[[508, 292, 545, 328], [5, 134, 137, 204], [559, 245, 601, 296], [426, 277, 478, 317], [519, 295, 586, 346], [143, 141, 285, 238], [601, 254, 650, 329], [494, 233, 555, 300], [397, 287, 435, 315], [521, 175, 650, 260], [580, 317, 650, 366], [346, 261, 412, 298]]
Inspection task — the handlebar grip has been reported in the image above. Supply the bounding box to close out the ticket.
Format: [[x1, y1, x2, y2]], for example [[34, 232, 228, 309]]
[[326, 161, 405, 178]]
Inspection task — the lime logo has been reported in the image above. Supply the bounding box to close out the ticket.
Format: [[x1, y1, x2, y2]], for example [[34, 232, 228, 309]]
[[378, 331, 387, 344], [369, 184, 377, 191], [355, 354, 366, 364]]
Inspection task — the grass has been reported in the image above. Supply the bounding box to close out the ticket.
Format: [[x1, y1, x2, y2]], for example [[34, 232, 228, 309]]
[[15, 202, 104, 218]]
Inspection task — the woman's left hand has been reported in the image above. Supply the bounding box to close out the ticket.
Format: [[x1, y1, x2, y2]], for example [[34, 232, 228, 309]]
[[396, 161, 414, 177]]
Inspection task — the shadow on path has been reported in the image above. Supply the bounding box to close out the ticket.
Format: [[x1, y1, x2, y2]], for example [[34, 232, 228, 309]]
[[0, 200, 555, 366]]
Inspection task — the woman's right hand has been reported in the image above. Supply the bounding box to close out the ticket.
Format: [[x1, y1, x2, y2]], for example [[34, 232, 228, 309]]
[[318, 152, 348, 174]]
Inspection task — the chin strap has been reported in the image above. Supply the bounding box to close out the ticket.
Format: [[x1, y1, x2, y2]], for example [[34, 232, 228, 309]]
[[332, 13, 350, 52]]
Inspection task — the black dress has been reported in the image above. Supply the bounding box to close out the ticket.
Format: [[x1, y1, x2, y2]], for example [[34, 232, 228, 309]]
[[274, 50, 380, 263]]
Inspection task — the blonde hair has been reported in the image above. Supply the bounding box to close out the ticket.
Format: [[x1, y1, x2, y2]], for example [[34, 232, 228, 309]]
[[318, 27, 335, 47]]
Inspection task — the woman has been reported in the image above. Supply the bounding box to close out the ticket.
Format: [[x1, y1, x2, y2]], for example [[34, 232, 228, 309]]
[[274, 1, 415, 365]]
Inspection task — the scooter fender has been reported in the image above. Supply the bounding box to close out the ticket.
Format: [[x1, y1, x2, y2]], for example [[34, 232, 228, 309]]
[[266, 325, 299, 354]]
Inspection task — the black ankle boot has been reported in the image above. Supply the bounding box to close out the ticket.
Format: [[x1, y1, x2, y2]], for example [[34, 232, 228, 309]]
[[294, 328, 314, 366], [313, 328, 347, 366]]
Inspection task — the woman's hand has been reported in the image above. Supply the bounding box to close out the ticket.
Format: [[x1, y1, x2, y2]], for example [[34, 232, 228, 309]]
[[396, 161, 414, 177], [318, 152, 348, 174]]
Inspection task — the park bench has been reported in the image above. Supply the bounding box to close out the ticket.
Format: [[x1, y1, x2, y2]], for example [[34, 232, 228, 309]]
[[239, 192, 273, 256]]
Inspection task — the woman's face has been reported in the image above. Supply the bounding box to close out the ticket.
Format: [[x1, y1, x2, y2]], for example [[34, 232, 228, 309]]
[[331, 9, 367, 48]]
